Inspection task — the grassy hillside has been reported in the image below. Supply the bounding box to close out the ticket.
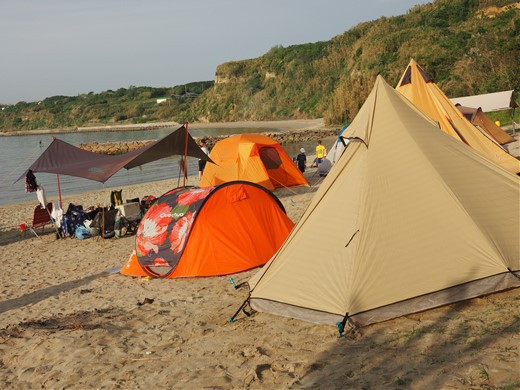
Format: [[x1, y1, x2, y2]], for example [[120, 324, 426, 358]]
[[187, 0, 519, 125], [0, 82, 213, 132], [1, 0, 518, 132]]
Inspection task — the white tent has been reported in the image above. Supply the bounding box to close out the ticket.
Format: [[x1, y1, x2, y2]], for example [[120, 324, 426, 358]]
[[451, 90, 516, 112], [326, 124, 350, 164]]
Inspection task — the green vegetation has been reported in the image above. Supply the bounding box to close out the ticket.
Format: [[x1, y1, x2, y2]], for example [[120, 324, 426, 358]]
[[1, 0, 519, 132], [189, 0, 519, 125], [486, 109, 520, 127], [0, 82, 213, 131]]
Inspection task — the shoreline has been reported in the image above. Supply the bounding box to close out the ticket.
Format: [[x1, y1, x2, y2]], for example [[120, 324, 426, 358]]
[[0, 118, 328, 137], [0, 124, 339, 208]]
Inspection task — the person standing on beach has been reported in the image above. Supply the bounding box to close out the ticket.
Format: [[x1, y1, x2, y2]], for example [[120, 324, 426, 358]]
[[198, 140, 209, 180], [313, 140, 327, 168], [296, 148, 307, 173]]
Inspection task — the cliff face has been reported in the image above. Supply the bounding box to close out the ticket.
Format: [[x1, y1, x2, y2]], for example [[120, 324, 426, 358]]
[[215, 71, 276, 85]]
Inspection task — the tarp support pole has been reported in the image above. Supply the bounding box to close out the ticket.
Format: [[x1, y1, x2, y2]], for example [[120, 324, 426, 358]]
[[56, 174, 63, 208], [51, 137, 63, 208], [102, 207, 105, 240], [184, 122, 189, 186]]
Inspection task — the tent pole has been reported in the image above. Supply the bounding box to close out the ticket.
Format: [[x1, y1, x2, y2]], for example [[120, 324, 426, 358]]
[[56, 174, 63, 208], [184, 122, 189, 186], [102, 208, 105, 240], [50, 137, 64, 208], [102, 184, 106, 241]]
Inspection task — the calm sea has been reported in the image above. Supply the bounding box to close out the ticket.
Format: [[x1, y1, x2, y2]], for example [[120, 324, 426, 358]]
[[0, 126, 332, 206]]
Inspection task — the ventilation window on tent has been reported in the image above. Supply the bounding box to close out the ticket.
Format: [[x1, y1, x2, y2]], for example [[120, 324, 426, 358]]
[[417, 66, 432, 83], [399, 65, 432, 87], [399, 66, 412, 86], [259, 147, 282, 170]]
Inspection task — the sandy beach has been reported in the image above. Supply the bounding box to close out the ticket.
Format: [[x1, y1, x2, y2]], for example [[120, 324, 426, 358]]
[[1, 123, 519, 388]]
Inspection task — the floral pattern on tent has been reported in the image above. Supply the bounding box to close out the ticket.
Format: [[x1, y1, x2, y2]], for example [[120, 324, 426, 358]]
[[136, 186, 215, 272]]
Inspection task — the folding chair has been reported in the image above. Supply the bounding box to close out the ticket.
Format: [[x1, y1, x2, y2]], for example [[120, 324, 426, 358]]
[[110, 190, 123, 207], [29, 202, 53, 237]]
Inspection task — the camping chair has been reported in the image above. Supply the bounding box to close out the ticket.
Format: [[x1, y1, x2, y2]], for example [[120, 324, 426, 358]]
[[90, 208, 119, 239], [29, 202, 53, 237], [124, 197, 142, 219], [110, 190, 123, 207]]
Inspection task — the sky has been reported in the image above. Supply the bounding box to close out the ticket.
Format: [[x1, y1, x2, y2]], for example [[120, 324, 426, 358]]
[[0, 0, 431, 104]]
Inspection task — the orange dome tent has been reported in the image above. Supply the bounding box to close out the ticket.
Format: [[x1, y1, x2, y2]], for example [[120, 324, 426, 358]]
[[200, 134, 308, 190], [121, 181, 294, 278]]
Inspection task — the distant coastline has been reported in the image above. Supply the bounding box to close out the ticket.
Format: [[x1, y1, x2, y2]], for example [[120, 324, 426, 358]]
[[0, 118, 329, 137]]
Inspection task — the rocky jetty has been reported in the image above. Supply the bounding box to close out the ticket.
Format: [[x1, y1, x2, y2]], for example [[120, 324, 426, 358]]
[[78, 128, 341, 154]]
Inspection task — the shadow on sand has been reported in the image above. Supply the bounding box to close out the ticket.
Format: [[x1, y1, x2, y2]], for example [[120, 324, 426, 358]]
[[0, 227, 57, 246], [0, 272, 109, 315], [291, 287, 520, 389]]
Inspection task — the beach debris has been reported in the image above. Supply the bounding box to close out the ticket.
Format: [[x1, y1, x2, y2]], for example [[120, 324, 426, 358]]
[[19, 222, 27, 236], [136, 297, 154, 306]]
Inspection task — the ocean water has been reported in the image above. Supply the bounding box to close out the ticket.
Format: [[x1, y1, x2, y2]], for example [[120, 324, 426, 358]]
[[0, 126, 333, 206]]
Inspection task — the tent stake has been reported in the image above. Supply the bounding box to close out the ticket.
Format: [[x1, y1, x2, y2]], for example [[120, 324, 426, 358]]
[[229, 298, 251, 323], [229, 277, 248, 290], [336, 312, 349, 338]]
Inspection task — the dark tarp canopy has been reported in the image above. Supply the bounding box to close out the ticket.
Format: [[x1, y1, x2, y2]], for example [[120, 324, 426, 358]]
[[16, 125, 213, 183]]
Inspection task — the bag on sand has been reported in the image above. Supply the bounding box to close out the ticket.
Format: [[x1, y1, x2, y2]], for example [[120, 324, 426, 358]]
[[74, 224, 91, 240]]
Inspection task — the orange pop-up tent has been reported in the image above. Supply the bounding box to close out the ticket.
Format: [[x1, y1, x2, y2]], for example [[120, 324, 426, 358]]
[[121, 181, 294, 278], [200, 134, 308, 190]]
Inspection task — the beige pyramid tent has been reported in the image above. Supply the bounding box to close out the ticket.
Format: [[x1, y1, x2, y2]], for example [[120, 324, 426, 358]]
[[396, 59, 519, 174], [455, 104, 516, 145], [247, 75, 520, 328]]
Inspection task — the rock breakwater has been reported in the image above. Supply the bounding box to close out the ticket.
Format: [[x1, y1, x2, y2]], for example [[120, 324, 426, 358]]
[[79, 128, 340, 154]]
